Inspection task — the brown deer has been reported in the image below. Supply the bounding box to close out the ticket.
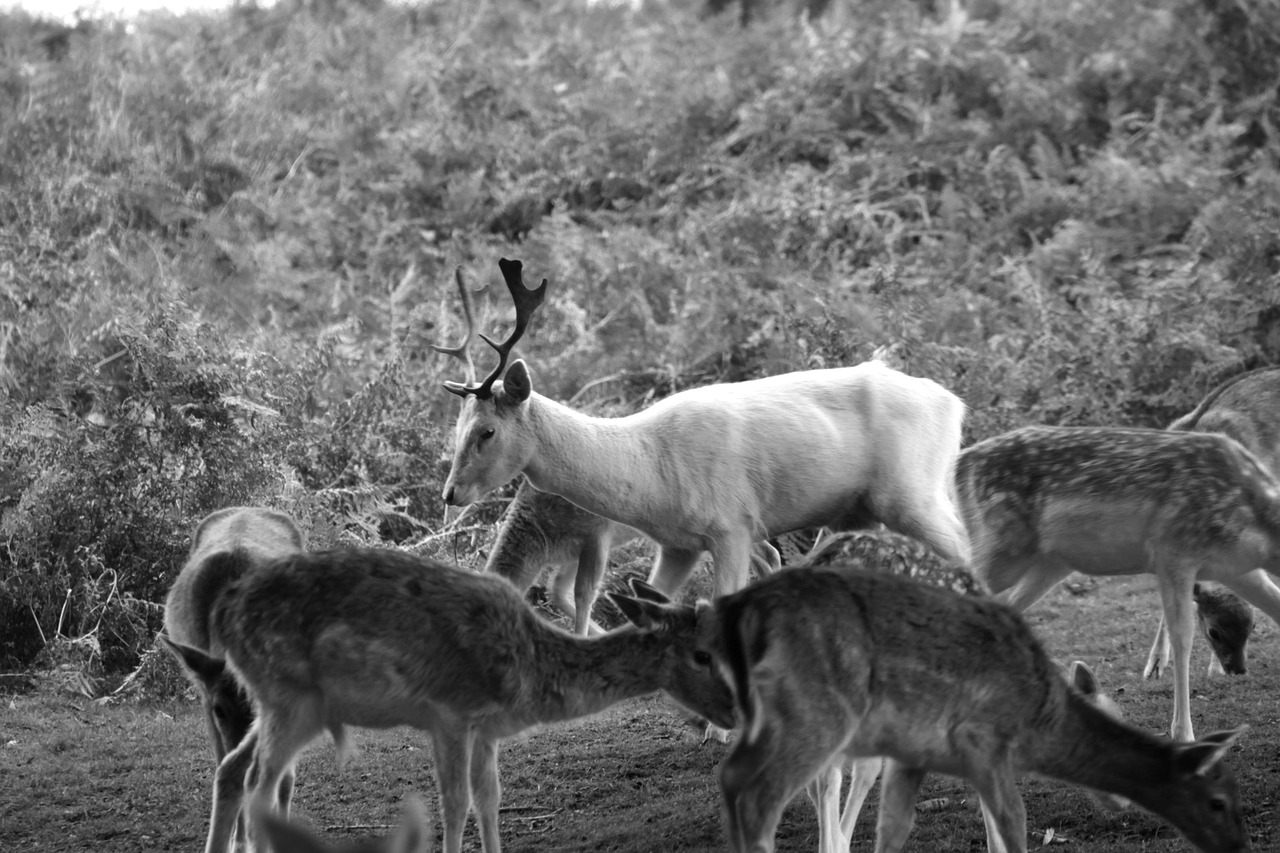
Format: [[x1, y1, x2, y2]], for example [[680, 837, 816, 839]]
[[784, 531, 1124, 853], [174, 548, 734, 853], [702, 546, 1249, 853], [438, 258, 970, 609], [487, 478, 781, 636], [160, 506, 306, 839], [957, 423, 1280, 741], [1146, 366, 1280, 680]]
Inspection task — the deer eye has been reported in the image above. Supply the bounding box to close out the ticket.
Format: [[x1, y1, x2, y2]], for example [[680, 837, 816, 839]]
[[693, 650, 713, 667], [1208, 628, 1222, 642], [478, 427, 495, 443], [1210, 796, 1227, 813]]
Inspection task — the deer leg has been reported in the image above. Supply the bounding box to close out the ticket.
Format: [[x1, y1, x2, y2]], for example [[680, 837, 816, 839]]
[[720, 735, 804, 853], [1221, 567, 1280, 627], [805, 764, 845, 853], [469, 735, 502, 853], [1157, 568, 1199, 741], [873, 760, 926, 853], [573, 532, 611, 636], [243, 705, 322, 853], [990, 560, 1073, 614], [970, 754, 1027, 853], [646, 547, 704, 598], [710, 531, 756, 598], [839, 755, 883, 843], [1144, 614, 1172, 679], [432, 728, 474, 853], [893, 490, 972, 566], [205, 726, 258, 853]]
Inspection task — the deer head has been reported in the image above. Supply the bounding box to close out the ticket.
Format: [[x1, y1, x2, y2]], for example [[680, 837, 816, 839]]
[[438, 259, 549, 506]]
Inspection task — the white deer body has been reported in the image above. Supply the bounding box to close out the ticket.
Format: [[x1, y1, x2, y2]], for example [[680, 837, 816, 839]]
[[450, 357, 971, 599], [440, 259, 969, 602], [703, 556, 1249, 853], [958, 423, 1280, 741], [192, 548, 734, 853]]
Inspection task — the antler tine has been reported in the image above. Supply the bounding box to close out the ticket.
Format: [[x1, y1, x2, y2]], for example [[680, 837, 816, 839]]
[[464, 258, 548, 398], [431, 266, 477, 382]]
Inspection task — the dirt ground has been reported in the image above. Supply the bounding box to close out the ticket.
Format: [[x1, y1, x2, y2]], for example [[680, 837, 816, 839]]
[[3, 575, 1278, 852]]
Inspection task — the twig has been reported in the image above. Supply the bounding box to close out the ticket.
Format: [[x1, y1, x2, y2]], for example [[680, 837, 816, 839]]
[[407, 525, 491, 547], [321, 824, 396, 832]]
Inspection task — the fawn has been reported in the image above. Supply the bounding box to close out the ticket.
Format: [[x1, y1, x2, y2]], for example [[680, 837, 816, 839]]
[[252, 798, 432, 853], [957, 423, 1280, 741], [1146, 366, 1280, 680], [701, 549, 1249, 853], [780, 531, 1125, 853], [160, 506, 306, 840], [172, 547, 734, 853]]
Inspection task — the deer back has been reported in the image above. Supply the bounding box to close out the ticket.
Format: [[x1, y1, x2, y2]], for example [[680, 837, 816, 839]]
[[957, 425, 1280, 569], [1170, 366, 1280, 473], [164, 506, 305, 651], [210, 548, 735, 736]]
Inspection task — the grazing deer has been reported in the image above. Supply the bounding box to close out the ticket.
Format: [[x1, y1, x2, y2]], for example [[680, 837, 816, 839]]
[[702, 556, 1249, 853], [160, 506, 306, 836], [1146, 367, 1280, 680], [488, 479, 782, 636], [182, 548, 734, 853], [252, 797, 433, 853], [785, 531, 1124, 853], [438, 258, 971, 609], [957, 423, 1280, 741]]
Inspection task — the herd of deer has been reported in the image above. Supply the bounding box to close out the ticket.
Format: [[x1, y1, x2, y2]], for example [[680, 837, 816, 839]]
[[159, 258, 1280, 853]]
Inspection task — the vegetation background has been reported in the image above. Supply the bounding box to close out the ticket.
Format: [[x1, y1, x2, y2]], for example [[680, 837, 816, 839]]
[[1, 0, 1279, 688]]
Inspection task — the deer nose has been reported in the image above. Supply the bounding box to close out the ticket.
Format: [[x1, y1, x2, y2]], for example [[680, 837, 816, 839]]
[[443, 485, 457, 506]]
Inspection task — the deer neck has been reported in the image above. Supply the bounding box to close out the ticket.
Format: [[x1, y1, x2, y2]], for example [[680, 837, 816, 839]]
[[1023, 691, 1179, 815], [521, 394, 660, 528], [520, 623, 667, 724]]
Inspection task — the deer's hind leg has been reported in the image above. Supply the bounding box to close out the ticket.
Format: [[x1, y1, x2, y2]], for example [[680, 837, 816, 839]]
[[968, 751, 1027, 853], [873, 760, 927, 853]]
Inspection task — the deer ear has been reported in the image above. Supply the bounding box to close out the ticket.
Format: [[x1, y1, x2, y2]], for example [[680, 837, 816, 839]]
[[1068, 660, 1099, 697], [627, 577, 673, 605], [501, 360, 533, 403], [159, 634, 226, 689]]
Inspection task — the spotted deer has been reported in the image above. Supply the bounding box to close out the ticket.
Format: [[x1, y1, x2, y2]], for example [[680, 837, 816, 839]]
[[958, 423, 1280, 741], [701, 552, 1249, 853], [160, 506, 306, 840], [252, 797, 433, 853], [179, 548, 734, 853], [487, 479, 783, 636], [438, 258, 970, 610], [782, 531, 1124, 853], [1146, 366, 1280, 680]]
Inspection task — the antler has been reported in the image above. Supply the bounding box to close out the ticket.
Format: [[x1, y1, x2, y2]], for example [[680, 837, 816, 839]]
[[442, 258, 548, 399], [430, 266, 478, 382]]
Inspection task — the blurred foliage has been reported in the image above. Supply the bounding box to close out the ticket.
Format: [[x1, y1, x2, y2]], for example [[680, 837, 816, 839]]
[[1, 0, 1279, 676]]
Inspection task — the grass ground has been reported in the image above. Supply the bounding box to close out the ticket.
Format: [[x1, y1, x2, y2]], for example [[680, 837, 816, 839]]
[[3, 575, 1278, 852]]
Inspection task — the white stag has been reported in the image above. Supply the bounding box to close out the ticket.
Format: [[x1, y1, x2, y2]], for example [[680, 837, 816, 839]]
[[438, 258, 971, 603]]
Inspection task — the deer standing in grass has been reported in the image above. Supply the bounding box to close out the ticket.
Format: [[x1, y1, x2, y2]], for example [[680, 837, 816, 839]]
[[487, 478, 784, 636], [958, 423, 1280, 741], [160, 506, 306, 839], [438, 258, 971, 608], [175, 547, 734, 853], [702, 547, 1250, 853], [778, 531, 1124, 853], [1146, 366, 1280, 680]]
